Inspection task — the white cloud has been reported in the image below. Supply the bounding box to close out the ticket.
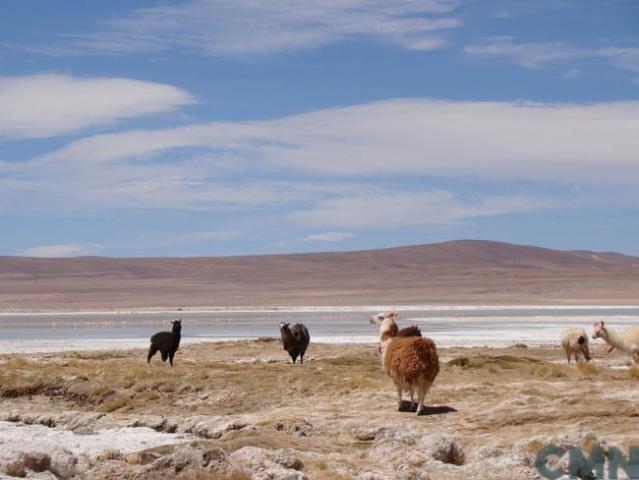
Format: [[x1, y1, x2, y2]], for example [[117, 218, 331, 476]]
[[26, 98, 639, 180], [0, 74, 194, 139], [304, 232, 354, 242], [3, 98, 639, 219], [289, 191, 550, 229], [275, 231, 354, 248], [21, 243, 104, 258], [37, 0, 461, 56]]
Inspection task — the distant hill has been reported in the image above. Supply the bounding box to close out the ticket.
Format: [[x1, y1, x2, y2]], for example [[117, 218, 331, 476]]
[[1, 240, 638, 310]]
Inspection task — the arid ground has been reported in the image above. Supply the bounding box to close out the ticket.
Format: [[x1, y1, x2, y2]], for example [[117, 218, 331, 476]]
[[1, 340, 638, 479]]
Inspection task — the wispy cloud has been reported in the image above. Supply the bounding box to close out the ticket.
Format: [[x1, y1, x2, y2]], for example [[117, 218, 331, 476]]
[[597, 47, 639, 82], [27, 0, 462, 56], [464, 38, 584, 68], [289, 191, 551, 229], [0, 74, 194, 139], [21, 243, 104, 257], [304, 232, 354, 242], [277, 231, 355, 247], [464, 38, 639, 82]]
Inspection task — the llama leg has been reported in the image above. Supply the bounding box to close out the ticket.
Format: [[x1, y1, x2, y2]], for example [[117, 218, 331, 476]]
[[169, 351, 175, 367], [147, 346, 158, 363], [396, 385, 403, 411], [416, 383, 430, 416], [409, 389, 416, 411], [161, 351, 169, 363]]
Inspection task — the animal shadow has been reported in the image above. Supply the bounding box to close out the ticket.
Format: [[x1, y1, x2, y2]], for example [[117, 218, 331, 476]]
[[398, 400, 457, 416]]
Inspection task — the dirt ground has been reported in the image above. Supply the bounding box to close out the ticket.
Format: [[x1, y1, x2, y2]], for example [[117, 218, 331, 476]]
[[1, 340, 638, 479]]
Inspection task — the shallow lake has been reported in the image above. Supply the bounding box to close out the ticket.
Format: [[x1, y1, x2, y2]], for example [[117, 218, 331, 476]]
[[1, 306, 638, 353]]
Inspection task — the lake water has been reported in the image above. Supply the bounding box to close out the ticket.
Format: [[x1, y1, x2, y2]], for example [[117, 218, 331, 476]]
[[1, 306, 638, 353]]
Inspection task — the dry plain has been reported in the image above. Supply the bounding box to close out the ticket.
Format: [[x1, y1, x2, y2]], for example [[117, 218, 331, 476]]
[[1, 340, 638, 479]]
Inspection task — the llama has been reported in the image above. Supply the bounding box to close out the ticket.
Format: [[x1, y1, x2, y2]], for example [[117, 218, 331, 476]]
[[378, 315, 439, 415], [560, 328, 591, 364], [148, 319, 182, 366], [369, 311, 422, 337], [279, 322, 310, 364], [592, 320, 639, 364]]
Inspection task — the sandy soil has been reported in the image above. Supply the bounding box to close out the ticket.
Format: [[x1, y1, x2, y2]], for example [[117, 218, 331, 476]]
[[1, 340, 638, 479]]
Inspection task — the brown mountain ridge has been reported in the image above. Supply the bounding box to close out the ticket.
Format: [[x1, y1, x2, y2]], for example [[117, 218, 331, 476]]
[[1, 240, 638, 310]]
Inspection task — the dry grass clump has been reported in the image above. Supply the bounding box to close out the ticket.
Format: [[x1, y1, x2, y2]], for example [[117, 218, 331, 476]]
[[628, 366, 639, 379], [0, 376, 66, 398], [447, 355, 540, 370], [575, 360, 602, 376], [101, 396, 132, 413], [530, 363, 569, 379]]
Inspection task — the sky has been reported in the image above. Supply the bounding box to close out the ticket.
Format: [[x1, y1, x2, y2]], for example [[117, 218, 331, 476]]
[[1, 0, 638, 258]]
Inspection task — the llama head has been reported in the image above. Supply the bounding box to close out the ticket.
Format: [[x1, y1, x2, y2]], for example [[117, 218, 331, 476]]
[[279, 322, 290, 332], [370, 311, 399, 326], [592, 320, 606, 340], [171, 319, 182, 334], [379, 317, 399, 342]]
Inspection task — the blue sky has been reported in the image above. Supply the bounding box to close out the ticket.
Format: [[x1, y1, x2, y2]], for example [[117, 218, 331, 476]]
[[1, 0, 638, 257]]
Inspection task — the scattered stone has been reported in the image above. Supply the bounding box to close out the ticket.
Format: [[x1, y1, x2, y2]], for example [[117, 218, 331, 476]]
[[230, 446, 307, 478], [418, 433, 465, 466], [124, 450, 162, 466], [147, 442, 229, 475], [352, 426, 383, 442], [273, 420, 314, 437], [49, 448, 78, 479], [273, 449, 304, 470]]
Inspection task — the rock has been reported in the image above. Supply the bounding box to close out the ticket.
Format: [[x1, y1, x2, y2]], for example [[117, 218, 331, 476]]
[[358, 470, 430, 480], [351, 427, 383, 442], [49, 448, 78, 479], [23, 452, 51, 473], [0, 451, 51, 477], [1, 454, 27, 477], [84, 459, 141, 480], [357, 474, 387, 480], [124, 450, 162, 465], [418, 433, 465, 466], [273, 449, 304, 470], [230, 447, 306, 478], [273, 420, 314, 437], [253, 469, 308, 480], [96, 449, 123, 462], [148, 442, 229, 475]]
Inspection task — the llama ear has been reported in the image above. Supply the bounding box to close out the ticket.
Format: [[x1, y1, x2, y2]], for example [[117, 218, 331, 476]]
[[601, 320, 605, 327]]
